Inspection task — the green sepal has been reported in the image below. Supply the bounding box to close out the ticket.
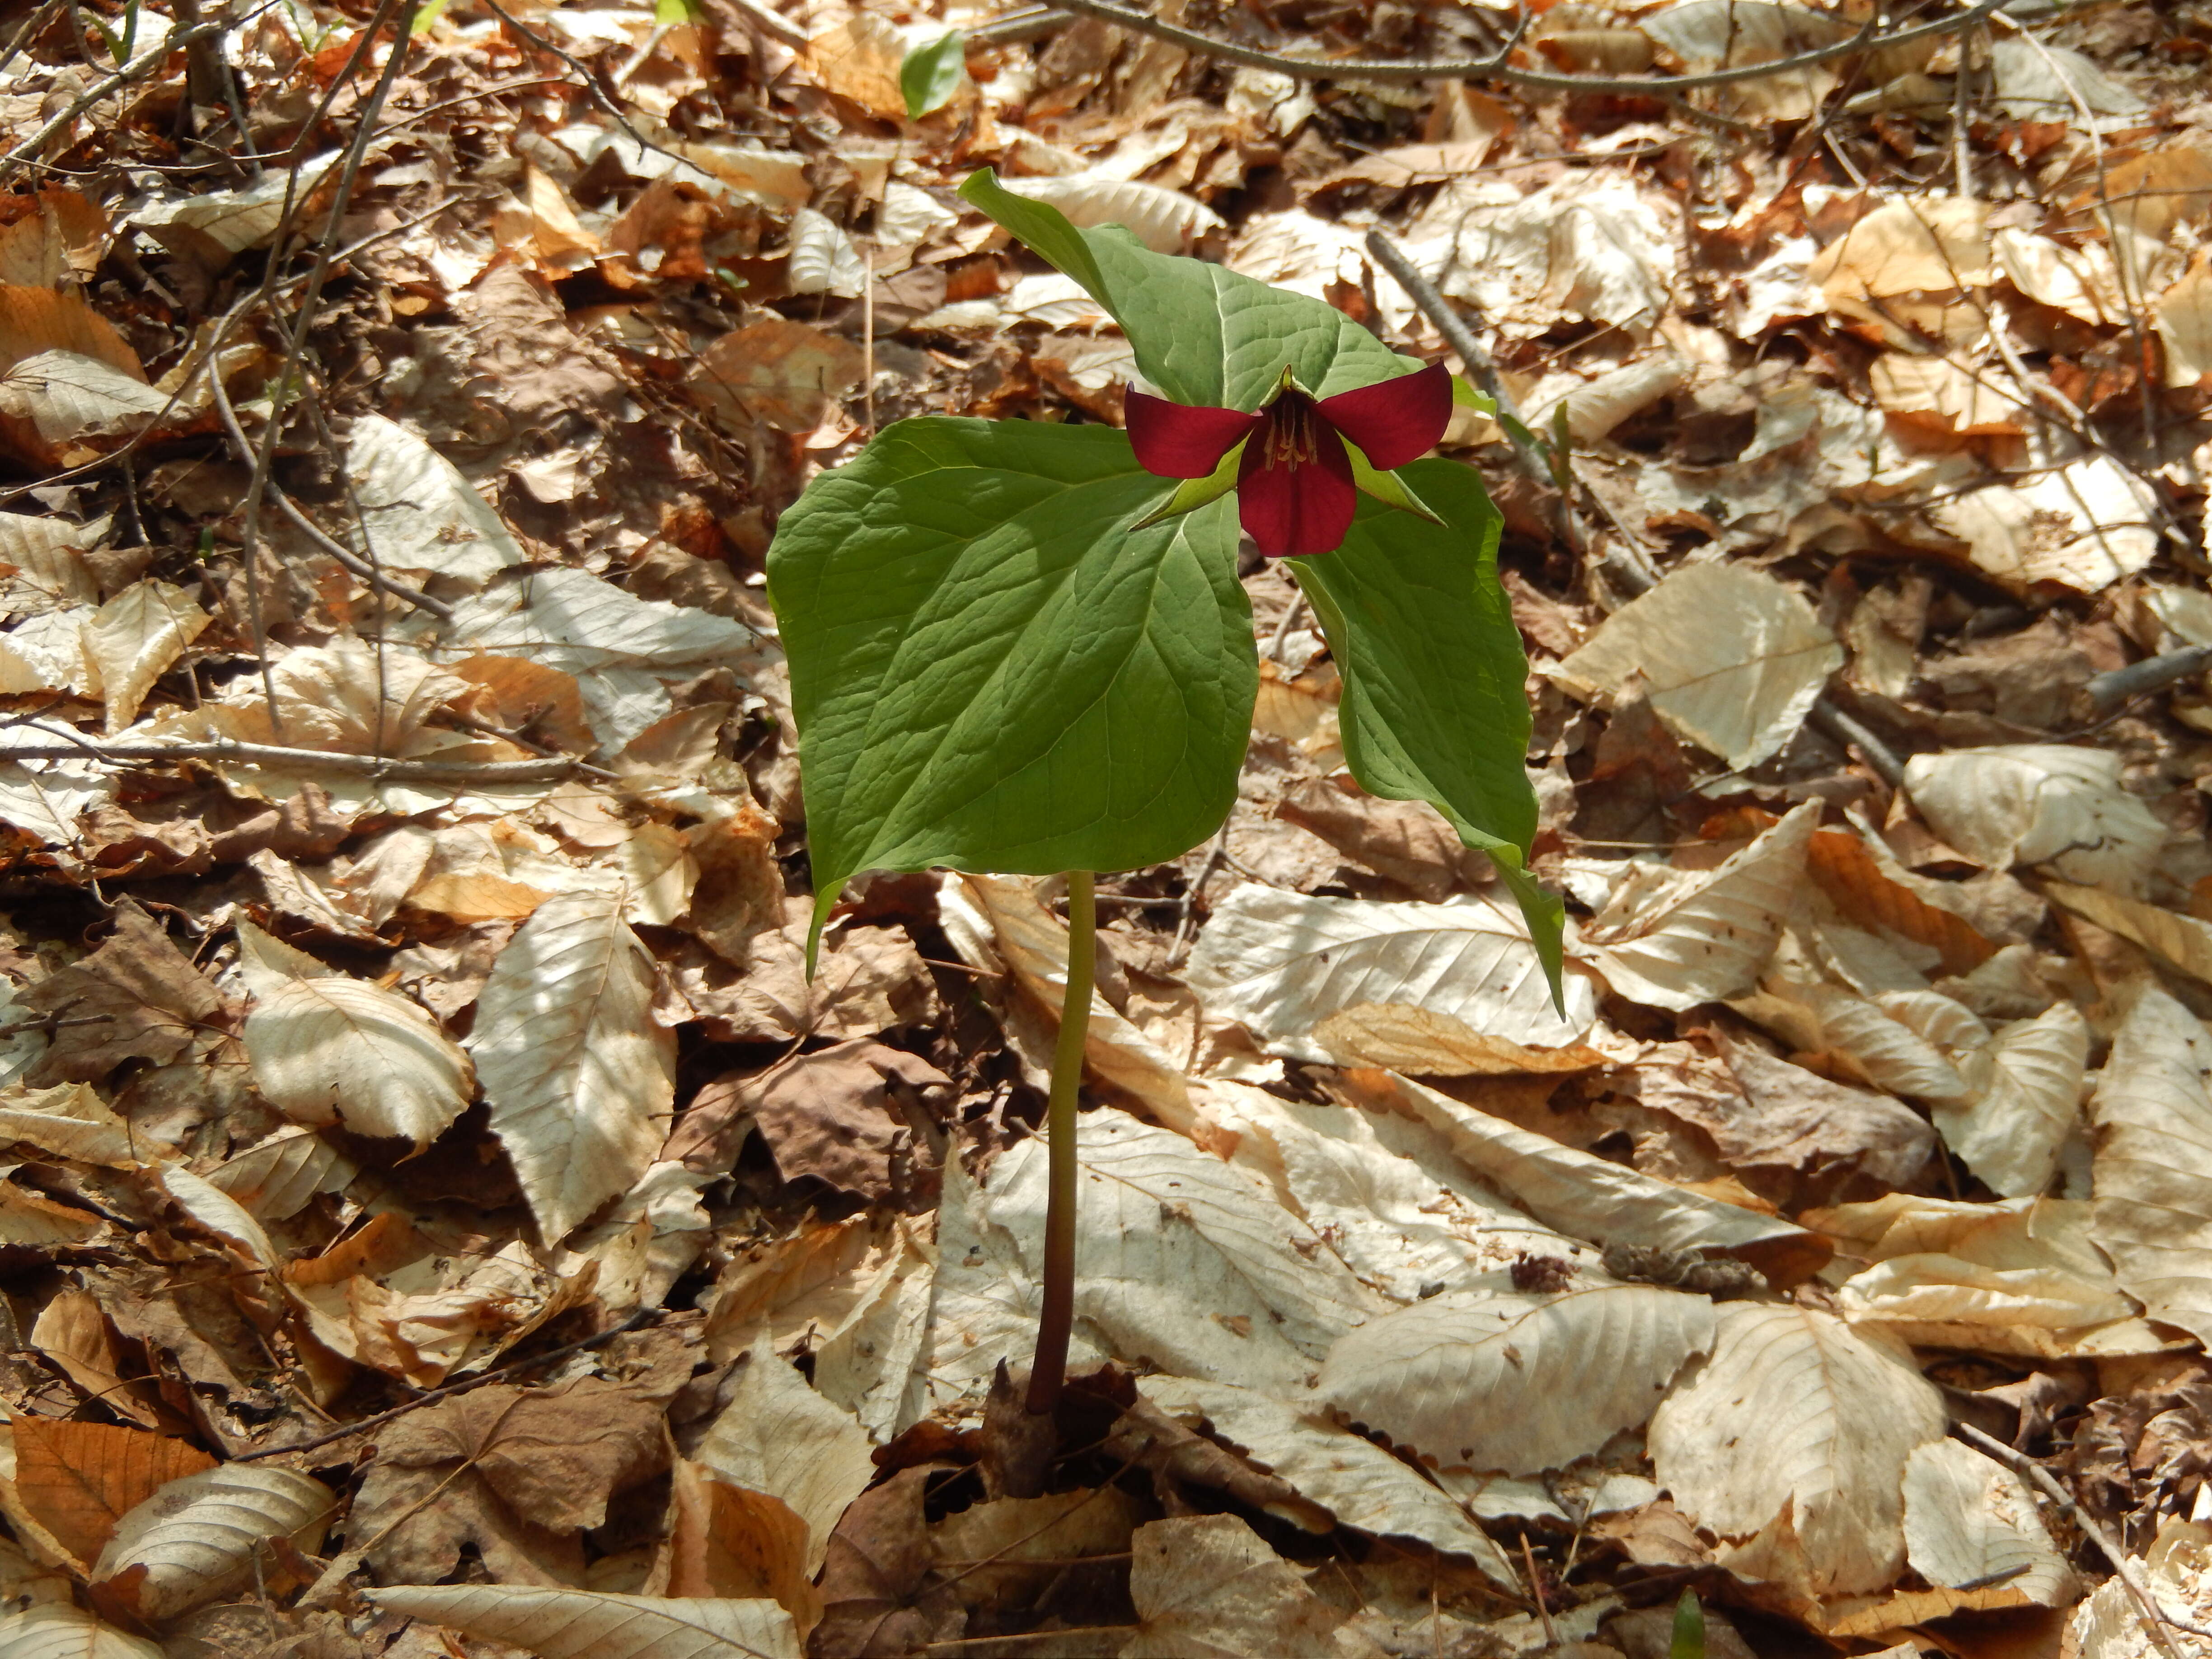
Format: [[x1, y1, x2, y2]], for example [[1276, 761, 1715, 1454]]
[[900, 29, 967, 118], [766, 418, 1254, 970], [1346, 444, 1443, 526], [1450, 375, 1497, 415], [1290, 459, 1565, 1007], [959, 168, 1427, 413], [1133, 439, 1246, 530]]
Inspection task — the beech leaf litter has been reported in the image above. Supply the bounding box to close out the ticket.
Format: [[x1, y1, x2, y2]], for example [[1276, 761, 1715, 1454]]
[[2, 0, 2212, 1654]]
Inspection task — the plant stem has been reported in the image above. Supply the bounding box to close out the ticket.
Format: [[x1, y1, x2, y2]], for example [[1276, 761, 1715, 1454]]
[[1026, 869, 1095, 1416]]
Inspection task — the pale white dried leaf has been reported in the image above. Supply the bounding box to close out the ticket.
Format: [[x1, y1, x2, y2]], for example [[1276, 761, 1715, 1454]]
[[1815, 1194, 2154, 1357], [349, 414, 525, 587], [0, 1603, 163, 1659], [1340, 1069, 1824, 1278], [2045, 881, 2212, 986], [614, 821, 697, 927], [1553, 562, 1841, 769], [0, 760, 110, 847], [445, 567, 768, 752], [695, 1346, 875, 1576], [81, 579, 207, 731], [2086, 988, 2212, 1347], [467, 891, 675, 1240], [1583, 802, 1817, 1011], [1638, 1, 1854, 120], [366, 1586, 799, 1659], [1988, 37, 2142, 122], [0, 1082, 138, 1167], [1315, 1279, 1715, 1476], [1648, 1303, 1946, 1596], [1993, 227, 2128, 325], [241, 941, 473, 1148], [1003, 174, 1226, 254], [2157, 258, 2212, 390], [129, 155, 340, 252], [159, 1166, 280, 1269], [205, 1128, 358, 1222], [0, 512, 102, 619], [1122, 1514, 1351, 1659], [1774, 980, 1972, 1105], [1936, 1003, 2088, 1198], [1903, 1439, 2078, 1605], [1905, 745, 2165, 895], [784, 207, 866, 298], [91, 1466, 333, 1622], [1931, 456, 2160, 594], [1184, 886, 1593, 1060], [0, 352, 169, 447], [0, 608, 95, 696], [1140, 1376, 1515, 1584]]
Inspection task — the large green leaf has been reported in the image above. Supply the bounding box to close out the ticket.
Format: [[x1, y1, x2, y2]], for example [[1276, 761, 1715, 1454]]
[[769, 418, 1253, 946], [961, 169, 1418, 412], [1290, 459, 1565, 994]]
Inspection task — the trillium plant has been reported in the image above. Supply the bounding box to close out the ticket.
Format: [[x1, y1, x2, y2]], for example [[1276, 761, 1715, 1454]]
[[768, 170, 1561, 1412]]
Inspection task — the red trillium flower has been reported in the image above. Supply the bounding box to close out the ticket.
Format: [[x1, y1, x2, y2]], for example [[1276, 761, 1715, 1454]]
[[1124, 361, 1454, 558]]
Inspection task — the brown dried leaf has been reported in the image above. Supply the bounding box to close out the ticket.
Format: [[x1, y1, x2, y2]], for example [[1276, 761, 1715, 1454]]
[[21, 902, 227, 1084], [9, 1420, 215, 1571], [664, 1460, 824, 1637]]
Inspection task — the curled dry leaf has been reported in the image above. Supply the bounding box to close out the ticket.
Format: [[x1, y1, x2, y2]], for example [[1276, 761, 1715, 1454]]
[[0, 1602, 163, 1659], [1552, 563, 1842, 771], [2046, 881, 2212, 988], [1904, 745, 2165, 895], [7, 1420, 214, 1571], [1649, 1303, 1946, 1597], [1140, 1376, 1516, 1584], [2086, 988, 2212, 1347], [1582, 803, 1817, 1012], [1000, 175, 1226, 254], [80, 580, 208, 733], [90, 1465, 333, 1622], [236, 921, 473, 1148], [467, 890, 675, 1241], [1121, 1514, 1354, 1659], [366, 1585, 801, 1659], [695, 1346, 877, 1577], [1935, 1002, 2088, 1198], [1903, 1438, 2078, 1607], [1184, 885, 1593, 1060], [348, 414, 526, 589], [1313, 1279, 1716, 1476]]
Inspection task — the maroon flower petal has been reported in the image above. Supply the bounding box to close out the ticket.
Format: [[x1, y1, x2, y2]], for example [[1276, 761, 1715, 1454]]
[[1237, 425, 1358, 558], [1315, 361, 1453, 472], [1124, 390, 1262, 479]]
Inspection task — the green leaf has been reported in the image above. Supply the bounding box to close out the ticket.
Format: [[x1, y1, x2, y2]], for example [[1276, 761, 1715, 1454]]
[[900, 29, 967, 118], [769, 418, 1254, 953], [1289, 459, 1565, 998], [960, 168, 1420, 412], [1670, 1591, 1705, 1659]]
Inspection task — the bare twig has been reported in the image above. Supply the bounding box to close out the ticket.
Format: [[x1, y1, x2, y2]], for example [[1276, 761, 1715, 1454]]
[[1954, 1423, 2212, 1652], [0, 734, 590, 785], [1807, 699, 1905, 788], [2085, 643, 2212, 715], [236, 0, 419, 731], [1028, 0, 2004, 93]]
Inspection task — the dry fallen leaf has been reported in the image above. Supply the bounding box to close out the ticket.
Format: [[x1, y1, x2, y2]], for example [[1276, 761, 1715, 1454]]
[[1121, 1514, 1358, 1659], [90, 1465, 333, 1622], [367, 1585, 801, 1659]]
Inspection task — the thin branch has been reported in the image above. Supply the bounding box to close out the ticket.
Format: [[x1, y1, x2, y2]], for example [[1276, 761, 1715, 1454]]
[[0, 11, 257, 183], [478, 0, 692, 169], [1028, 0, 2004, 93], [0, 736, 590, 785], [2085, 643, 2212, 715], [1954, 1423, 2212, 1652]]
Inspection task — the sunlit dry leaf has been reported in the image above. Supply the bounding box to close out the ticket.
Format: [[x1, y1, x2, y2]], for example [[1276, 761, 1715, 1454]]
[[1554, 563, 1841, 770], [930, 1486, 1145, 1612], [1809, 196, 1991, 347], [367, 1585, 800, 1659], [1186, 886, 1592, 1059], [1582, 803, 1817, 1011], [696, 1347, 877, 1577], [1002, 174, 1227, 254], [236, 919, 472, 1148], [785, 208, 866, 298], [205, 1127, 357, 1221], [0, 1083, 139, 1167], [1905, 745, 2164, 895], [1903, 1439, 2078, 1606], [0, 354, 173, 459], [21, 903, 224, 1086], [1122, 1514, 1353, 1659], [2046, 881, 2212, 986], [689, 318, 866, 435], [0, 286, 142, 380], [1140, 1376, 1514, 1583], [1930, 456, 2160, 594], [614, 820, 698, 926], [1649, 1303, 1946, 1597], [349, 414, 525, 588], [0, 760, 111, 848], [801, 12, 908, 120], [2156, 255, 2212, 388], [127, 155, 339, 254], [1336, 1069, 1827, 1281], [0, 511, 103, 619], [1988, 37, 2142, 123], [27, 1292, 154, 1426], [1638, 0, 1854, 120], [1312, 1002, 1605, 1076], [0, 190, 106, 286], [91, 1465, 333, 1622], [80, 580, 207, 732], [1869, 354, 2026, 436], [664, 1462, 823, 1634], [1315, 1279, 1715, 1476], [1936, 1002, 2088, 1198], [0, 1603, 163, 1659], [1813, 1193, 2157, 1356], [1993, 226, 2128, 326], [468, 890, 675, 1240], [2086, 987, 2212, 1348]]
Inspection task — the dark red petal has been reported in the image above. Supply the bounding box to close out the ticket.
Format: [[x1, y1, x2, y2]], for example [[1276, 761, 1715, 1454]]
[[1237, 426, 1358, 558], [1124, 390, 1262, 479], [1315, 361, 1453, 472]]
